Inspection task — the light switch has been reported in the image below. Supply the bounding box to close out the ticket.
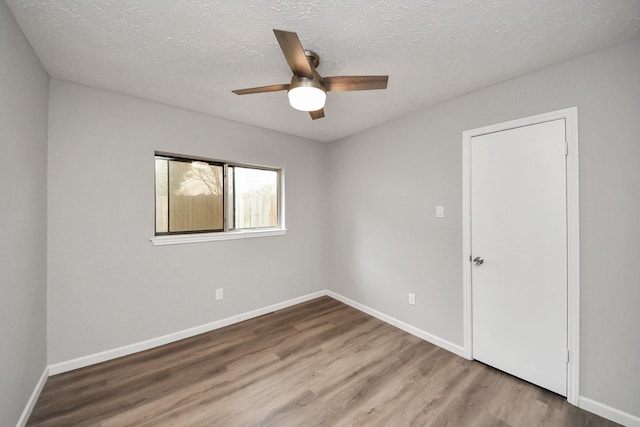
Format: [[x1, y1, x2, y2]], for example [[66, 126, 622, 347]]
[[436, 206, 445, 218]]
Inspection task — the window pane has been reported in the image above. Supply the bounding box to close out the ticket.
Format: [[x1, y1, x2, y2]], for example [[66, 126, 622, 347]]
[[233, 167, 278, 229], [168, 160, 224, 232], [155, 159, 169, 233]]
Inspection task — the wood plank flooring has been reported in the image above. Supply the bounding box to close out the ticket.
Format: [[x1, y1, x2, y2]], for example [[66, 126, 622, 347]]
[[28, 297, 618, 426]]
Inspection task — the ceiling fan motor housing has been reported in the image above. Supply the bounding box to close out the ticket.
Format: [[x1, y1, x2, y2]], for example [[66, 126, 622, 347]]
[[304, 50, 320, 69]]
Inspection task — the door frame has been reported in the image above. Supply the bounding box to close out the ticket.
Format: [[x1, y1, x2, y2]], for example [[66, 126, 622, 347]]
[[462, 107, 580, 405]]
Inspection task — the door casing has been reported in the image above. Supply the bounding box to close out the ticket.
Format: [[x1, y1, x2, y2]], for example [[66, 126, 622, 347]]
[[462, 107, 580, 405]]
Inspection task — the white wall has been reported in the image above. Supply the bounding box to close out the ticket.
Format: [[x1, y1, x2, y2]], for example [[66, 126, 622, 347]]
[[47, 80, 328, 365], [0, 1, 49, 424], [328, 38, 640, 418]]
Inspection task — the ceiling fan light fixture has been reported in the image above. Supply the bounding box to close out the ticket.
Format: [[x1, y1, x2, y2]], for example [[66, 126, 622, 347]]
[[287, 76, 326, 111], [232, 30, 389, 119]]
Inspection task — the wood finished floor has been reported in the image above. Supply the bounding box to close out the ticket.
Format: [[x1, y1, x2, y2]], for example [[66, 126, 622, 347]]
[[28, 297, 619, 427]]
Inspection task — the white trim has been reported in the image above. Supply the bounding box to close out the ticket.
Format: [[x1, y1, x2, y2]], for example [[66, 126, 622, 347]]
[[29, 288, 636, 427], [327, 291, 466, 358], [48, 289, 468, 375], [579, 397, 640, 427], [462, 132, 473, 360], [49, 290, 324, 375], [279, 169, 286, 231], [564, 107, 581, 406], [150, 228, 287, 246], [16, 366, 49, 427], [49, 289, 469, 375], [461, 107, 580, 404]]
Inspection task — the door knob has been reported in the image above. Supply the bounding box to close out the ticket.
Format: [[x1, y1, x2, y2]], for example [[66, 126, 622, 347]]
[[473, 256, 484, 265]]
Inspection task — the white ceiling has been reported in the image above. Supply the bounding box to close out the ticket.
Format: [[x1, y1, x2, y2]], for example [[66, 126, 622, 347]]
[[7, 1, 640, 142]]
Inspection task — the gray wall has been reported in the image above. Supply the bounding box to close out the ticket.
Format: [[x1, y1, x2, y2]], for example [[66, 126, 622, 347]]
[[0, 1, 49, 425], [47, 80, 328, 364], [328, 38, 640, 416]]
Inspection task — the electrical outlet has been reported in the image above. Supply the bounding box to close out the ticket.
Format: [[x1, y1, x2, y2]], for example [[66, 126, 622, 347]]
[[215, 288, 224, 301], [408, 293, 416, 305]]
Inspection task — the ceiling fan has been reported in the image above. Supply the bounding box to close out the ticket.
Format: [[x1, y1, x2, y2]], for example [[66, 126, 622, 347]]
[[232, 29, 389, 120]]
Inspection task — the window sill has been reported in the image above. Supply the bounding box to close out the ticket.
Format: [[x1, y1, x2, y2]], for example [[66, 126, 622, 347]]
[[150, 228, 287, 246]]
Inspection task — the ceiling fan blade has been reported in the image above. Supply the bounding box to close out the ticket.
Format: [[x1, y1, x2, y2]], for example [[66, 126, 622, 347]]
[[309, 109, 325, 120], [273, 29, 313, 78], [323, 76, 389, 92], [232, 83, 289, 95]]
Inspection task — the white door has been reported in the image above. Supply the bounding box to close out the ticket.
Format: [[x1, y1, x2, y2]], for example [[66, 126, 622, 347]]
[[471, 119, 568, 396]]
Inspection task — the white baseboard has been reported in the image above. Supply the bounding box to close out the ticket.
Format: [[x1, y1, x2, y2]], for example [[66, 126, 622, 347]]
[[49, 290, 326, 375], [327, 291, 466, 358], [38, 289, 638, 427], [327, 292, 640, 426], [49, 289, 467, 376], [16, 366, 49, 427], [579, 396, 640, 427]]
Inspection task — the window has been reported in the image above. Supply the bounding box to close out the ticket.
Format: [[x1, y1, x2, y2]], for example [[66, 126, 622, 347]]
[[229, 166, 279, 230], [154, 153, 283, 241]]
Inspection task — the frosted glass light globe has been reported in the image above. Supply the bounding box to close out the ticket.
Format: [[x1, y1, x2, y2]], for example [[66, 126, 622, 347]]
[[288, 86, 326, 112]]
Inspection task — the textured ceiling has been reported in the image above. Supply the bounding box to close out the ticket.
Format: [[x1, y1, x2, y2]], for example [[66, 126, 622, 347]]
[[6, 0, 640, 142]]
